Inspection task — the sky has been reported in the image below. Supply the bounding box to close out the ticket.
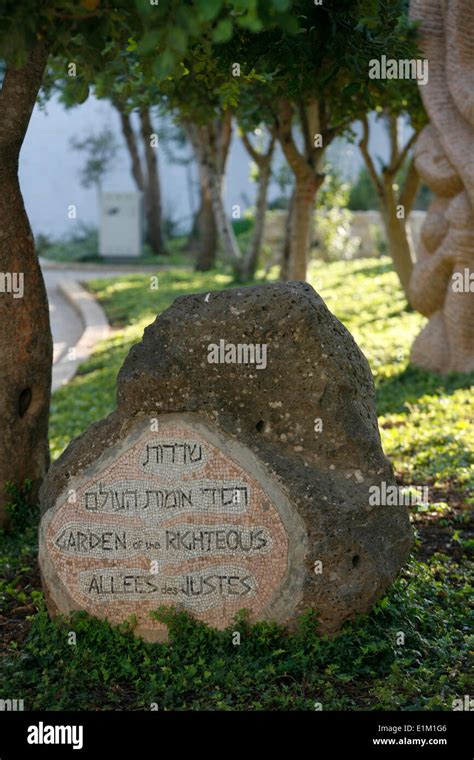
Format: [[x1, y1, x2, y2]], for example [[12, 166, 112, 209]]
[[18, 93, 399, 240]]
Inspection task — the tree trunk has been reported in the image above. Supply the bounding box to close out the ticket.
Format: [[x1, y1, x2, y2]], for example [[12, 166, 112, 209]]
[[239, 132, 275, 280], [187, 209, 200, 252], [359, 114, 419, 301], [0, 42, 52, 527], [276, 99, 325, 281], [288, 176, 320, 280], [199, 123, 242, 271], [217, 110, 233, 176], [186, 114, 237, 273], [139, 108, 166, 255], [116, 104, 165, 255], [195, 161, 217, 271], [184, 122, 220, 271], [240, 156, 271, 278], [280, 189, 295, 280], [382, 212, 414, 300], [245, 155, 272, 277], [399, 157, 420, 215], [115, 105, 145, 191], [381, 182, 415, 299]]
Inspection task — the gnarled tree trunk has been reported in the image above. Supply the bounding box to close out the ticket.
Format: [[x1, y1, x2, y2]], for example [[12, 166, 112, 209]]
[[276, 98, 326, 281], [116, 106, 145, 191], [280, 189, 295, 280], [242, 156, 272, 278], [288, 174, 321, 280], [359, 114, 420, 300], [0, 42, 52, 526], [194, 116, 242, 273], [115, 103, 166, 256], [239, 130, 275, 279], [194, 160, 217, 271], [185, 115, 232, 272], [381, 181, 416, 299], [139, 107, 166, 255]]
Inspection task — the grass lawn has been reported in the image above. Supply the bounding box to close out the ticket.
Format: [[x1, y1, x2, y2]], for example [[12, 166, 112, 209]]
[[1, 256, 472, 710]]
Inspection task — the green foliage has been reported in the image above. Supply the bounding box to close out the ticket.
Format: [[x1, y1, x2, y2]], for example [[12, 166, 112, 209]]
[[36, 226, 189, 265], [232, 217, 254, 236], [45, 0, 426, 148], [305, 258, 474, 492], [348, 166, 380, 211], [1, 527, 471, 710], [313, 172, 359, 261], [228, 0, 422, 127], [36, 224, 100, 263], [0, 483, 40, 614], [318, 171, 351, 211], [348, 165, 433, 212], [351, 2, 426, 132], [269, 159, 294, 209], [0, 1, 141, 80], [70, 126, 119, 190], [4, 481, 35, 533]]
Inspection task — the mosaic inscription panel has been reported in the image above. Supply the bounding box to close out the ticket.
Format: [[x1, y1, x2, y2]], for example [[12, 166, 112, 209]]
[[42, 416, 290, 635]]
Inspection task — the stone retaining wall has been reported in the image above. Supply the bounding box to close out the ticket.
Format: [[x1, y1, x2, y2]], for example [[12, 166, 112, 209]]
[[263, 209, 426, 260]]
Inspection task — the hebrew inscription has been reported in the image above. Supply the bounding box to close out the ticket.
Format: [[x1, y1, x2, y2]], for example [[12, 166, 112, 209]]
[[82, 479, 250, 516]]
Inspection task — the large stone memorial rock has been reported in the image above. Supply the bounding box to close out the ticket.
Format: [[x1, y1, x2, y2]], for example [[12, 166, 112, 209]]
[[39, 282, 412, 641]]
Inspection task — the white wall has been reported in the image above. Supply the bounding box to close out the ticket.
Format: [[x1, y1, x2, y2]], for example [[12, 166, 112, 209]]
[[19, 94, 408, 239]]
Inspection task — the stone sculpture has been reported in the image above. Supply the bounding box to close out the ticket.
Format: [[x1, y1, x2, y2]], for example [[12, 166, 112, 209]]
[[409, 0, 474, 373]]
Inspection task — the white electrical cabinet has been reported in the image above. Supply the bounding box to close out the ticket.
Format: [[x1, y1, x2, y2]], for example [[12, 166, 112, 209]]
[[99, 192, 143, 258]]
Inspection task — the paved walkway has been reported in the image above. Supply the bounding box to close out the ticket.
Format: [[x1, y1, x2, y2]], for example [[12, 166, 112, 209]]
[[46, 274, 81, 364], [41, 259, 162, 392]]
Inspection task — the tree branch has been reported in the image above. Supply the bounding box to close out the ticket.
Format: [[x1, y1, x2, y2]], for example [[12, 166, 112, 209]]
[[387, 113, 399, 170], [217, 108, 233, 175], [275, 99, 307, 177], [114, 102, 145, 192], [391, 129, 419, 176], [298, 99, 313, 162], [241, 126, 276, 166], [240, 130, 262, 165], [266, 130, 276, 158], [358, 115, 384, 198], [399, 157, 420, 214], [321, 113, 352, 147], [306, 99, 320, 143], [0, 41, 48, 152]]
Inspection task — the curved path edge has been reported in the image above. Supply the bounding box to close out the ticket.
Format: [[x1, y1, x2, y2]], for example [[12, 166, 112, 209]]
[[52, 279, 110, 392]]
